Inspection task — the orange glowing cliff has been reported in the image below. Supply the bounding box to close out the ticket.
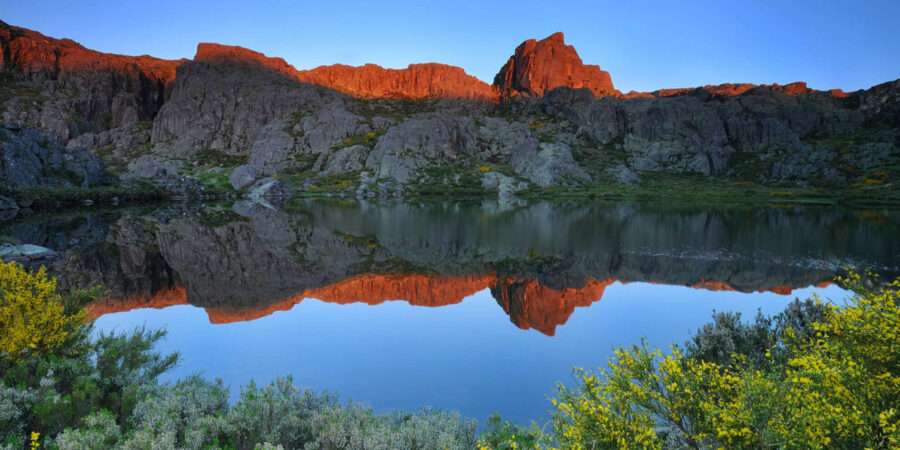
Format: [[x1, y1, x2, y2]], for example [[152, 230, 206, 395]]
[[1, 22, 853, 104]]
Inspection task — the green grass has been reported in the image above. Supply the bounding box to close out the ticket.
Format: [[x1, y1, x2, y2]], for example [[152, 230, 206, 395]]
[[518, 172, 900, 206], [189, 148, 248, 167], [355, 98, 438, 122], [192, 168, 234, 193], [333, 132, 380, 149], [195, 208, 248, 228], [403, 165, 496, 198]]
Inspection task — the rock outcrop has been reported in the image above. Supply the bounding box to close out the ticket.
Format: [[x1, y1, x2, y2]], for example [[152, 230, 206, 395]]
[[0, 21, 897, 195], [0, 123, 106, 187], [0, 20, 183, 142], [623, 81, 851, 100], [494, 32, 617, 99], [193, 43, 497, 101], [299, 63, 497, 101]]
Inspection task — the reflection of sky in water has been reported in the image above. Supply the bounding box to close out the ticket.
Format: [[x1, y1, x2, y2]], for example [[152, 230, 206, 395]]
[[94, 281, 848, 425]]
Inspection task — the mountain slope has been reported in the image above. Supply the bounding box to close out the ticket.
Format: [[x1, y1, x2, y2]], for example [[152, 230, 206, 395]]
[[0, 21, 897, 203]]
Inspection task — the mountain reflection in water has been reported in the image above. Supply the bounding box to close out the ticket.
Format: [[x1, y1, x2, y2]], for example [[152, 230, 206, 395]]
[[3, 199, 896, 336], [6, 199, 897, 424]]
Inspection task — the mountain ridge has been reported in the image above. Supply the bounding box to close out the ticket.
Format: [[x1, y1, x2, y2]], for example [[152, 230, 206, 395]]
[[1, 20, 898, 207], [0, 21, 859, 102]]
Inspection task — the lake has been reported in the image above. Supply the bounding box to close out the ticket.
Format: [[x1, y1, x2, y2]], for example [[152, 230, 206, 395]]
[[4, 199, 898, 426]]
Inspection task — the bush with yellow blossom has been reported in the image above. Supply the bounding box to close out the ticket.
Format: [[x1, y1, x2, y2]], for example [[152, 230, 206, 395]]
[[0, 260, 87, 362], [551, 271, 900, 449]]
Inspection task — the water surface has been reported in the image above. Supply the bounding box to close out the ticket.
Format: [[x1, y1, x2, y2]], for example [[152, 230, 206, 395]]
[[4, 199, 897, 425]]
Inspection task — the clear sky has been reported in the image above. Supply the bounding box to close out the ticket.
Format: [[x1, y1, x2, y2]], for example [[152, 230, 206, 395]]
[[2, 0, 898, 92]]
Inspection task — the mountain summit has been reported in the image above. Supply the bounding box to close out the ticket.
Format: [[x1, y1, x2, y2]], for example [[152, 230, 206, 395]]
[[493, 32, 617, 98]]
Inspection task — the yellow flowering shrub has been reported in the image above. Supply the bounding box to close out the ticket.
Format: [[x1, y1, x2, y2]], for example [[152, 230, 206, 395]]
[[551, 272, 900, 449], [0, 259, 87, 361]]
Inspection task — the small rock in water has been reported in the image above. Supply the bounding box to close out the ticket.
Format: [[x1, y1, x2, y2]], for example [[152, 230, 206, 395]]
[[0, 195, 19, 211], [0, 244, 58, 262]]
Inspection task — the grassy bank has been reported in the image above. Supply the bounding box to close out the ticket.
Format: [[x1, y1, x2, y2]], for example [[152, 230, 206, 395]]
[[518, 173, 900, 207]]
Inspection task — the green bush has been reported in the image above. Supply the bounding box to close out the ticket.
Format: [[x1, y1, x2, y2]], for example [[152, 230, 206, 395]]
[[550, 273, 900, 448]]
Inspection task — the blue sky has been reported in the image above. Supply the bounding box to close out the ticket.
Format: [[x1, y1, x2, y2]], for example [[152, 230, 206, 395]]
[[3, 0, 898, 92]]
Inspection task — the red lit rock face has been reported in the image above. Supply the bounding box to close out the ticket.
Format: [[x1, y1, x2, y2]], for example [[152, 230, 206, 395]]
[[0, 22, 181, 81], [494, 32, 617, 99], [194, 43, 299, 79], [624, 81, 850, 100], [298, 63, 498, 101], [0, 20, 183, 135], [192, 43, 496, 101]]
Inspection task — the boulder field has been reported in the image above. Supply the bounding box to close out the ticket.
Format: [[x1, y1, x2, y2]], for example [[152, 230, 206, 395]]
[[1, 20, 897, 199]]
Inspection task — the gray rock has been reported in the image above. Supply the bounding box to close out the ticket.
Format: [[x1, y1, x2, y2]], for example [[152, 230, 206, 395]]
[[0, 195, 20, 211], [0, 125, 108, 188], [248, 177, 286, 199], [323, 145, 368, 174], [482, 171, 527, 198], [603, 164, 640, 185], [365, 114, 475, 183], [230, 164, 260, 190], [0, 244, 58, 262], [510, 142, 591, 187]]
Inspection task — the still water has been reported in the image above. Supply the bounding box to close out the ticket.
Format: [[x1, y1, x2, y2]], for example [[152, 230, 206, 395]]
[[5, 199, 898, 425]]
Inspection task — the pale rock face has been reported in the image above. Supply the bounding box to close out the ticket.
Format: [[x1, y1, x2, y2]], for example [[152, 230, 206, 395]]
[[510, 142, 591, 187], [365, 114, 475, 183]]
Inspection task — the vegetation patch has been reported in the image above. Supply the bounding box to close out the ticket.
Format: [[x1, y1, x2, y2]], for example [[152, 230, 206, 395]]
[[195, 208, 248, 228], [334, 131, 380, 149], [189, 148, 249, 168], [408, 165, 489, 198], [0, 182, 171, 210], [355, 98, 438, 122]]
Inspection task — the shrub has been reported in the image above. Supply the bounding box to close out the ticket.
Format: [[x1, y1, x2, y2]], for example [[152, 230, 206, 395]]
[[477, 413, 549, 449], [0, 260, 87, 362], [550, 272, 900, 448]]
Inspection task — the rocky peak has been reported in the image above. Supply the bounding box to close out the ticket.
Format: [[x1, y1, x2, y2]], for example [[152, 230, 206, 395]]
[[0, 21, 184, 140], [493, 32, 618, 99], [623, 81, 851, 100], [297, 62, 498, 101], [0, 20, 181, 86], [194, 43, 299, 78]]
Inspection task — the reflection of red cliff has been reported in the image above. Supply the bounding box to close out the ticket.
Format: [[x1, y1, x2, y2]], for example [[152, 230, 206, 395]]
[[204, 273, 494, 323], [86, 274, 835, 335], [87, 286, 187, 319], [491, 278, 616, 336]]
